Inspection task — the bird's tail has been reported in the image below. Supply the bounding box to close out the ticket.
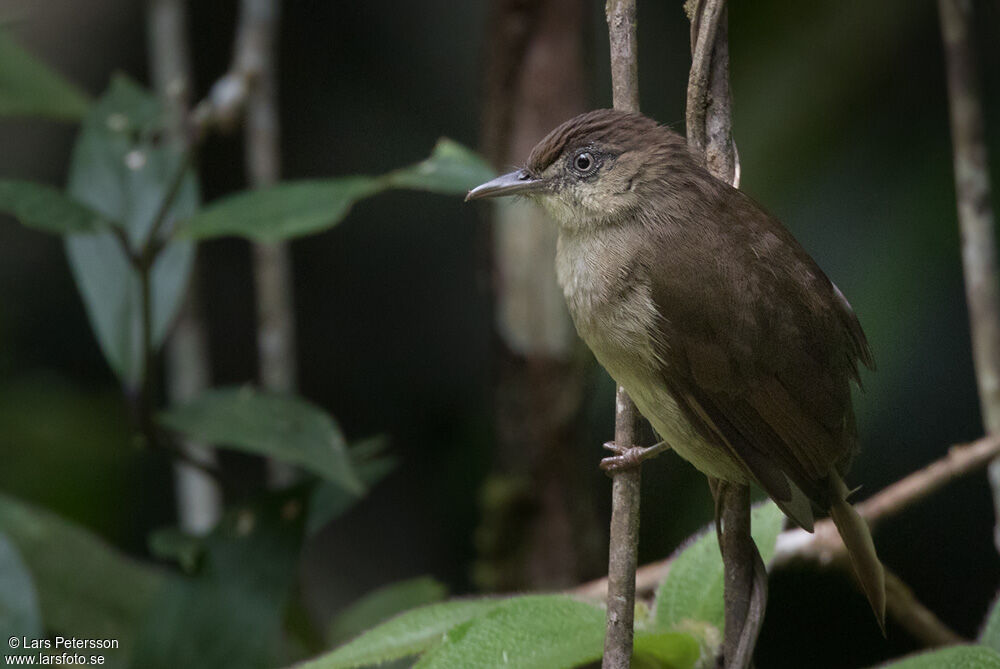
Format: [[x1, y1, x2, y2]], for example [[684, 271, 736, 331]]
[[828, 473, 886, 634]]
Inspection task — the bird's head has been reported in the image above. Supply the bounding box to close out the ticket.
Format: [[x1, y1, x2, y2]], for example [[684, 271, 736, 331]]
[[466, 109, 697, 230]]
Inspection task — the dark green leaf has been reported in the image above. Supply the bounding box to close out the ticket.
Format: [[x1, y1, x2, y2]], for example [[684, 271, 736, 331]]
[[132, 489, 306, 669], [296, 598, 503, 669], [981, 591, 1000, 652], [147, 527, 203, 574], [0, 533, 42, 657], [328, 577, 448, 646], [179, 139, 492, 242], [415, 595, 605, 669], [383, 138, 495, 194], [632, 630, 701, 669], [876, 645, 1000, 668], [181, 178, 378, 242], [160, 387, 364, 494], [653, 501, 784, 632], [66, 75, 197, 386], [307, 438, 397, 536], [0, 180, 108, 234], [0, 29, 90, 120], [0, 492, 166, 666]]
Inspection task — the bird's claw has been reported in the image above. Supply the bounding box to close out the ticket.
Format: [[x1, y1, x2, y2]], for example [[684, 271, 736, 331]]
[[599, 440, 669, 472]]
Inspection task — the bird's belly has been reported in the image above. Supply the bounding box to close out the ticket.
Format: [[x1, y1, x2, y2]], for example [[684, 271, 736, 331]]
[[584, 333, 748, 483]]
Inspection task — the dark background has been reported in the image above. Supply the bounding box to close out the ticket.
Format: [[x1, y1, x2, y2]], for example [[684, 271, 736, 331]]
[[1, 1, 998, 667]]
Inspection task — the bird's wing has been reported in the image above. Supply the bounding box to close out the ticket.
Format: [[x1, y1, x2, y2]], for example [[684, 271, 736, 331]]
[[644, 190, 873, 530]]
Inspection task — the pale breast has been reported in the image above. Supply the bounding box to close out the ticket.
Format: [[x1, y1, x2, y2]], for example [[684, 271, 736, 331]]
[[555, 227, 747, 482]]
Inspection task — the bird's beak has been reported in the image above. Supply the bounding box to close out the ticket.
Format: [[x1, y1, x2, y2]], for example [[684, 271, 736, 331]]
[[465, 169, 547, 201]]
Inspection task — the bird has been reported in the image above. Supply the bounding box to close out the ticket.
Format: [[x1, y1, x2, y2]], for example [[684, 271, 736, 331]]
[[466, 108, 885, 630]]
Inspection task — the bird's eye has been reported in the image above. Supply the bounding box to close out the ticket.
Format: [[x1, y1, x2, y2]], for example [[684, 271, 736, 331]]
[[572, 151, 596, 175]]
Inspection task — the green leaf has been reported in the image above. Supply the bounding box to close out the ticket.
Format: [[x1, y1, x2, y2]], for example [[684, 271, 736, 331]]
[[296, 598, 503, 669], [0, 533, 42, 657], [653, 501, 784, 632], [632, 631, 701, 669], [181, 178, 379, 242], [981, 591, 1000, 652], [0, 492, 166, 665], [383, 138, 496, 194], [132, 489, 306, 669], [66, 75, 197, 387], [0, 180, 108, 234], [160, 387, 364, 494], [876, 645, 1000, 668], [0, 29, 90, 120], [180, 139, 493, 242], [415, 595, 605, 669], [307, 438, 397, 536], [328, 577, 448, 646]]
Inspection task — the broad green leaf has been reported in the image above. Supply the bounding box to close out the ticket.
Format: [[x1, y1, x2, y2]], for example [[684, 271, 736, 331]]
[[0, 180, 108, 234], [297, 598, 503, 669], [0, 492, 166, 666], [382, 138, 495, 194], [329, 577, 448, 646], [132, 489, 306, 669], [181, 178, 378, 241], [981, 591, 1000, 652], [0, 29, 90, 120], [653, 501, 784, 632], [180, 139, 493, 242], [415, 595, 605, 669], [0, 533, 41, 656], [876, 645, 1000, 668], [307, 438, 397, 536], [160, 387, 364, 494], [66, 75, 197, 387], [632, 631, 701, 669]]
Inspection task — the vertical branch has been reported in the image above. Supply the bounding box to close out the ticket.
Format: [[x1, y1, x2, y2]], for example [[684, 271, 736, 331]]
[[147, 0, 222, 534], [236, 0, 299, 487], [688, 2, 761, 666], [603, 1, 643, 667], [937, 0, 1000, 549]]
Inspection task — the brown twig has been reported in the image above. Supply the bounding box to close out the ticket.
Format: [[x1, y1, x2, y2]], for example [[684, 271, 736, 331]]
[[687, 3, 761, 666], [937, 0, 1000, 551], [602, 1, 644, 666]]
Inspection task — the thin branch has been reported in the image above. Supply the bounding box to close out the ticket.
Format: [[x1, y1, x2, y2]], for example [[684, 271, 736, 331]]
[[602, 1, 643, 666], [937, 0, 1000, 552], [684, 0, 725, 159], [147, 0, 222, 534], [235, 0, 299, 488]]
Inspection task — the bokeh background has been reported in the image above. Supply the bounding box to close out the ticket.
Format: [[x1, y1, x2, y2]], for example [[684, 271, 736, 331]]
[[1, 1, 999, 667]]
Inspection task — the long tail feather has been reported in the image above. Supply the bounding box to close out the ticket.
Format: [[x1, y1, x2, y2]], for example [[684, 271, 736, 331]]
[[829, 474, 886, 634]]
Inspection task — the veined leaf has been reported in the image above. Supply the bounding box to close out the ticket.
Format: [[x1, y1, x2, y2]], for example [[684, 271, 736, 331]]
[[295, 598, 503, 669], [65, 75, 197, 387], [159, 387, 364, 494], [414, 595, 605, 669], [180, 138, 494, 242], [0, 180, 108, 234], [328, 577, 448, 646], [653, 501, 784, 632]]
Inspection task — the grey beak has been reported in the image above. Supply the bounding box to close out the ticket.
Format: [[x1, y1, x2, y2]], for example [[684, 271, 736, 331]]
[[465, 169, 546, 201]]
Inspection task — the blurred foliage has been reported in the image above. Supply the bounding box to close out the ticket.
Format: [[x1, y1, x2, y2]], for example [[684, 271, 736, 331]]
[[0, 28, 90, 120]]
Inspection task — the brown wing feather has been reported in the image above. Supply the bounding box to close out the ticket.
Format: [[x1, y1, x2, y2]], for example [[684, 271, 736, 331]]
[[644, 185, 872, 522]]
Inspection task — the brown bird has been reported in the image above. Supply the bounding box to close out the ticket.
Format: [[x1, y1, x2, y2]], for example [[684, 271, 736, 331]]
[[467, 108, 885, 629]]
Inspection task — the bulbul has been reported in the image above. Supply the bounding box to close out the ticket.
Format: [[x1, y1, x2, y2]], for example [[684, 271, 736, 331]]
[[467, 108, 885, 628]]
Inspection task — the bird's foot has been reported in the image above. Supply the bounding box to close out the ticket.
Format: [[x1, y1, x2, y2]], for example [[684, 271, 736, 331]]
[[600, 440, 670, 472]]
